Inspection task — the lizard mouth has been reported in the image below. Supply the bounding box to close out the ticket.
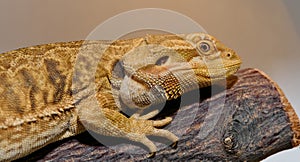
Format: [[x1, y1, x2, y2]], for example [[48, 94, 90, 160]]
[[193, 63, 241, 79], [129, 62, 241, 94]]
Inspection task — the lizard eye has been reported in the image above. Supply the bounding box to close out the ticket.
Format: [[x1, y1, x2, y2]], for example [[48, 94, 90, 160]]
[[199, 42, 210, 52], [155, 56, 169, 65]]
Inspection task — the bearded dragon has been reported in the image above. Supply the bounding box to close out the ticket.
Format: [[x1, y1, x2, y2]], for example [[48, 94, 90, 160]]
[[0, 32, 241, 161]]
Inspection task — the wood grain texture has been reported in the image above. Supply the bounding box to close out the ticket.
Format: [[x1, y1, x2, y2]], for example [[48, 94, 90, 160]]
[[15, 68, 300, 161]]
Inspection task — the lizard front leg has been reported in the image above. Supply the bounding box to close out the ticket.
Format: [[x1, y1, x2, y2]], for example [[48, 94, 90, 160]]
[[77, 89, 178, 157], [79, 107, 178, 157]]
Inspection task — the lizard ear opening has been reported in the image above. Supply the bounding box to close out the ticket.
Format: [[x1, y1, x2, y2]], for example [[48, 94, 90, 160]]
[[113, 60, 126, 78]]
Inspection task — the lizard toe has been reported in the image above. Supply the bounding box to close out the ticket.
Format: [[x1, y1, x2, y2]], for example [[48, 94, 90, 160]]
[[152, 117, 172, 127]]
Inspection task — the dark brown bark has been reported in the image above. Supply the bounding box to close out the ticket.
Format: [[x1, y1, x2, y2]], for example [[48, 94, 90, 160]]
[[16, 68, 300, 162]]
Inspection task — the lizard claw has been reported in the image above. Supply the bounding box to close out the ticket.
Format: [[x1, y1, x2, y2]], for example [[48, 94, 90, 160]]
[[147, 152, 156, 158], [170, 141, 178, 149]]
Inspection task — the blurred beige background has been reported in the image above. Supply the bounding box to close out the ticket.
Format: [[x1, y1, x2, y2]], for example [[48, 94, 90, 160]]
[[0, 0, 299, 161]]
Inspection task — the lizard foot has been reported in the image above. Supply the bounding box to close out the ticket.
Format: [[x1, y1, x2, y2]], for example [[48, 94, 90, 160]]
[[96, 109, 178, 158]]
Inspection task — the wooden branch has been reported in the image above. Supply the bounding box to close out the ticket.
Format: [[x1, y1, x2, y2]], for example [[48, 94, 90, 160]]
[[16, 68, 300, 161]]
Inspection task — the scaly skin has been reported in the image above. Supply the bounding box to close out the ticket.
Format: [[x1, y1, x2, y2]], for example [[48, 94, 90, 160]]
[[0, 33, 241, 161]]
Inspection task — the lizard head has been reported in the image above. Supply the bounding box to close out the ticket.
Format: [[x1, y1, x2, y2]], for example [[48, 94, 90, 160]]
[[181, 33, 242, 85], [112, 33, 241, 109]]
